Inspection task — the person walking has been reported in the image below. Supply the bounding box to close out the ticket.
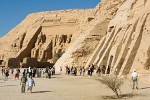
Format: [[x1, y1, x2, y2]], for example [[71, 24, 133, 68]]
[[11, 68, 14, 76], [39, 69, 42, 78], [87, 65, 91, 75], [67, 67, 70, 75], [23, 69, 27, 77], [51, 67, 55, 75], [41, 69, 44, 78], [27, 76, 35, 93], [48, 68, 51, 79], [82, 67, 85, 76], [60, 66, 62, 74], [36, 68, 40, 78], [4, 68, 9, 81], [74, 67, 77, 76], [45, 67, 49, 78], [1, 67, 4, 76], [28, 67, 32, 77], [15, 69, 20, 79], [20, 75, 27, 93], [131, 70, 138, 89], [96, 66, 101, 76], [90, 64, 94, 76], [32, 67, 36, 77], [79, 67, 82, 76]]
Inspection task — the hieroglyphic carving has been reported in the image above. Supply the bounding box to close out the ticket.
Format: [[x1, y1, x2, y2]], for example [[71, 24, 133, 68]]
[[43, 18, 61, 23]]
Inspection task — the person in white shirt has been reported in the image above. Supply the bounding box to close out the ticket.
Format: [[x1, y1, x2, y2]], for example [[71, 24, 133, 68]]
[[27, 76, 35, 93], [28, 67, 32, 77], [131, 70, 138, 89]]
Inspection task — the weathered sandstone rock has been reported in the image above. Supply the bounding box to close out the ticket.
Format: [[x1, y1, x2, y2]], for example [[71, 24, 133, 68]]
[[0, 9, 94, 67], [1, 0, 150, 75], [86, 0, 150, 75]]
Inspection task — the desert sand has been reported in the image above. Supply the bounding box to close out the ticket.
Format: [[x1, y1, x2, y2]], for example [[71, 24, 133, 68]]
[[0, 71, 150, 100]]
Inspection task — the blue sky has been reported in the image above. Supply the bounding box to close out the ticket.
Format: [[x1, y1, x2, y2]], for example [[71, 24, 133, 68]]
[[0, 0, 100, 37]]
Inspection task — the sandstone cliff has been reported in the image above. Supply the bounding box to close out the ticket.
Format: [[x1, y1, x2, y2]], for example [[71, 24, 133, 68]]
[[54, 0, 125, 72], [0, 9, 94, 67], [55, 0, 150, 75], [1, 0, 150, 75], [89, 0, 150, 75]]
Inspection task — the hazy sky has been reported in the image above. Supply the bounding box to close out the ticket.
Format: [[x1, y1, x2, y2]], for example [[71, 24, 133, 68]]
[[0, 0, 100, 37]]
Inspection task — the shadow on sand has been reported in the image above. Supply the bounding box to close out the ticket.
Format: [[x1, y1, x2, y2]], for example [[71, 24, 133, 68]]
[[0, 85, 17, 87], [32, 91, 51, 94], [139, 87, 150, 90], [102, 93, 146, 99]]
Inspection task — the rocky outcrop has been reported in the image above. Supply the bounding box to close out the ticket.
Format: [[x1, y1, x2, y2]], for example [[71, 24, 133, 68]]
[[85, 0, 150, 75], [55, 0, 150, 75], [54, 0, 125, 72], [0, 9, 94, 67], [1, 0, 150, 75]]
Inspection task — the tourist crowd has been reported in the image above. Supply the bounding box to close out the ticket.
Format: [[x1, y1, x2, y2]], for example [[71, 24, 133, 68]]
[[63, 64, 105, 76], [0, 64, 139, 94], [1, 66, 55, 93], [1, 66, 55, 79]]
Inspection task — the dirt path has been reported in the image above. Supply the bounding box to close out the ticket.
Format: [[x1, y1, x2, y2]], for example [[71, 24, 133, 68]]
[[0, 73, 150, 100]]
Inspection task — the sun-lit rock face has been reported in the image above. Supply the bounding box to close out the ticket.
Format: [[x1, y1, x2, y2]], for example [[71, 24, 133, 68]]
[[55, 0, 150, 75], [85, 0, 150, 75], [1, 0, 150, 75], [54, 0, 125, 72], [0, 9, 94, 67]]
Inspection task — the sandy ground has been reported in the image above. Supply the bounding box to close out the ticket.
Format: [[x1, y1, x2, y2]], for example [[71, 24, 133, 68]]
[[0, 71, 150, 100]]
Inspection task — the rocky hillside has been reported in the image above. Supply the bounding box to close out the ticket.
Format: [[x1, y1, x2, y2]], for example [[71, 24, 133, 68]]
[[0, 0, 150, 75], [55, 0, 150, 75], [89, 0, 150, 75], [0, 9, 93, 67]]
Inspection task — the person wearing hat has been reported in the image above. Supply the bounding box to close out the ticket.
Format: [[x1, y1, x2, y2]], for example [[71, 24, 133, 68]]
[[131, 70, 138, 89]]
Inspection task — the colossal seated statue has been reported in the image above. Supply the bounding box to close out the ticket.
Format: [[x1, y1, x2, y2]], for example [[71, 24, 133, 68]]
[[36, 32, 43, 45], [67, 34, 72, 43], [41, 34, 46, 43]]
